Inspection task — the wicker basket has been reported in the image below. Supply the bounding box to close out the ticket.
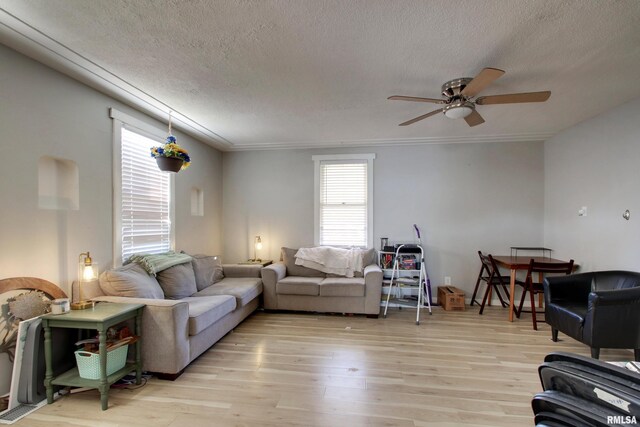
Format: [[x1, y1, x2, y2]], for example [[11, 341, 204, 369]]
[[74, 345, 128, 380]]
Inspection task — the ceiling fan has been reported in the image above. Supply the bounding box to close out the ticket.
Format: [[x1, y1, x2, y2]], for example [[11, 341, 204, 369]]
[[388, 68, 550, 127]]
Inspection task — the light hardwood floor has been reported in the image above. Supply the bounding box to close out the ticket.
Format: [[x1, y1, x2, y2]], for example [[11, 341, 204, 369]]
[[16, 306, 634, 426]]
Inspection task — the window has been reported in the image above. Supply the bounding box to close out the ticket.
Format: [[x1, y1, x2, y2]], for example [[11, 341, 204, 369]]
[[111, 109, 174, 264], [313, 154, 374, 247]]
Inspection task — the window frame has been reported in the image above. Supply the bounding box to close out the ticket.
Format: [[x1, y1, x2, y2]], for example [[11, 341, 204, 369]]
[[110, 108, 175, 267], [312, 153, 375, 248]]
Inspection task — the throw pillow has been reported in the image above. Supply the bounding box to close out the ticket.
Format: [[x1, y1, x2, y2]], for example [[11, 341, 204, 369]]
[[281, 247, 325, 277], [99, 263, 165, 299], [355, 248, 377, 278], [190, 254, 225, 291], [156, 262, 198, 299], [362, 248, 376, 267]]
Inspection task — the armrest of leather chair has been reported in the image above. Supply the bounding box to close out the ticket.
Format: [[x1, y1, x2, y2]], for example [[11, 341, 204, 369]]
[[588, 286, 640, 307], [544, 273, 593, 306], [583, 286, 640, 347]]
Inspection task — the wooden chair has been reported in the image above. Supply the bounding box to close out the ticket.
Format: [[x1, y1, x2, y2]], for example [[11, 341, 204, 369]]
[[516, 259, 574, 330], [470, 251, 511, 314], [0, 276, 67, 299], [470, 251, 491, 306]]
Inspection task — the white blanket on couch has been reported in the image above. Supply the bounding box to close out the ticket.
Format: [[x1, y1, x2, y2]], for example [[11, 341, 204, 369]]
[[294, 247, 364, 277]]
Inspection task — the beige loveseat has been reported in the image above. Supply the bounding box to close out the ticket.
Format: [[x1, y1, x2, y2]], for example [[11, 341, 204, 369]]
[[84, 255, 261, 379], [261, 247, 383, 317]]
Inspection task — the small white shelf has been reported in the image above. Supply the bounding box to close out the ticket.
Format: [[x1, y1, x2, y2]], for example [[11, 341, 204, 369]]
[[381, 297, 420, 308], [379, 246, 432, 323], [381, 281, 420, 308]]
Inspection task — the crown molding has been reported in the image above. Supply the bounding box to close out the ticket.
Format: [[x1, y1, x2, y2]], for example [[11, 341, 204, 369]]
[[227, 132, 556, 151], [0, 8, 233, 150]]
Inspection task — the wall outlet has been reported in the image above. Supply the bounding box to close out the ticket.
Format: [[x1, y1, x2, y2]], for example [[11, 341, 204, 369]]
[[444, 276, 451, 285]]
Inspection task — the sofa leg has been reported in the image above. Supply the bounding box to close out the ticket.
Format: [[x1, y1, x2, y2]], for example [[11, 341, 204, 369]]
[[366, 314, 379, 319], [155, 370, 184, 381], [551, 328, 558, 342], [590, 348, 600, 360], [635, 349, 640, 362]]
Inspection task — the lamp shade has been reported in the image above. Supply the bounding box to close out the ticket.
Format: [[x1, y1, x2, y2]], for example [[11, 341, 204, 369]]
[[253, 236, 263, 262], [78, 253, 98, 283], [81, 263, 99, 282], [73, 251, 97, 310]]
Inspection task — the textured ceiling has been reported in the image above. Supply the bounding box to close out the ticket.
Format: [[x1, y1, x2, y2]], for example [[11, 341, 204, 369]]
[[1, 0, 640, 150]]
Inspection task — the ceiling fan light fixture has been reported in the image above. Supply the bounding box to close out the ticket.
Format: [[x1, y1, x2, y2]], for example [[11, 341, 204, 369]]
[[389, 68, 551, 127], [443, 102, 474, 119]]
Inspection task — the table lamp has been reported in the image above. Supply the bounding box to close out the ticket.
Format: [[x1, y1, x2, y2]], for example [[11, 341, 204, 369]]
[[71, 251, 98, 310], [253, 236, 262, 262]]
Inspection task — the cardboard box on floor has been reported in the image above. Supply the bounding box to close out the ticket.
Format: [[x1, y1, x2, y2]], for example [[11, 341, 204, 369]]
[[437, 286, 465, 311]]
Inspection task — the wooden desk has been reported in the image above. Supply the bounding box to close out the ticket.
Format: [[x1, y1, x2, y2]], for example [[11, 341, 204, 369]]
[[491, 256, 574, 322]]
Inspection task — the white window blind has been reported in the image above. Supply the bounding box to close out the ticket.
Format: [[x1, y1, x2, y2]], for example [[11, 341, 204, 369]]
[[318, 160, 368, 247], [120, 127, 172, 262]]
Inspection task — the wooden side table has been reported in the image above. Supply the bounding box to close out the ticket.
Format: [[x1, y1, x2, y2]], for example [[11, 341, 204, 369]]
[[42, 302, 144, 410]]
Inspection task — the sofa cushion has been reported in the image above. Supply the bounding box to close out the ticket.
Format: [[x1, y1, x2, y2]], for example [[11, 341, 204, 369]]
[[355, 248, 377, 278], [190, 254, 225, 291], [156, 262, 197, 299], [319, 277, 366, 297], [193, 277, 262, 307], [181, 295, 236, 336], [99, 263, 164, 299], [282, 247, 325, 277], [276, 276, 322, 296]]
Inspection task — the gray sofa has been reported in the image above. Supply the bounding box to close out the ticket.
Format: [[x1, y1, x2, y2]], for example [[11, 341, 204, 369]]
[[84, 255, 262, 379], [261, 247, 383, 317]]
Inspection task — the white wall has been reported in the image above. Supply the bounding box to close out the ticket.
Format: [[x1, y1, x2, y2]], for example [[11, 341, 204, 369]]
[[544, 97, 640, 271], [0, 44, 224, 291], [223, 141, 545, 292], [0, 44, 224, 394]]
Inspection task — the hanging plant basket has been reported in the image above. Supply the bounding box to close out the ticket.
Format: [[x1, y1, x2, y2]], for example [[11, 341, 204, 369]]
[[155, 156, 184, 173], [150, 112, 192, 173]]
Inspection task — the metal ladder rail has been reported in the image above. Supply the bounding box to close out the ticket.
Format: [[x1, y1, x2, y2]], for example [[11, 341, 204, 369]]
[[383, 244, 432, 324], [382, 246, 401, 319], [417, 245, 432, 324]]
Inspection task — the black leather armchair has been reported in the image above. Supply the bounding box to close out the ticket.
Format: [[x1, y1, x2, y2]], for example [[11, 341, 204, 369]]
[[544, 270, 640, 361]]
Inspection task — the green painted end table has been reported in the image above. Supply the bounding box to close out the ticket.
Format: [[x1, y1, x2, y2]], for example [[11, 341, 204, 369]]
[[41, 302, 144, 410]]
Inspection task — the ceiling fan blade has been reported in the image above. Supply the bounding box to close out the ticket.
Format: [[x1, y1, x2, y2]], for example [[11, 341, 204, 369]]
[[461, 67, 505, 97], [476, 91, 551, 105], [464, 109, 485, 127], [388, 95, 445, 104], [399, 109, 444, 126]]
